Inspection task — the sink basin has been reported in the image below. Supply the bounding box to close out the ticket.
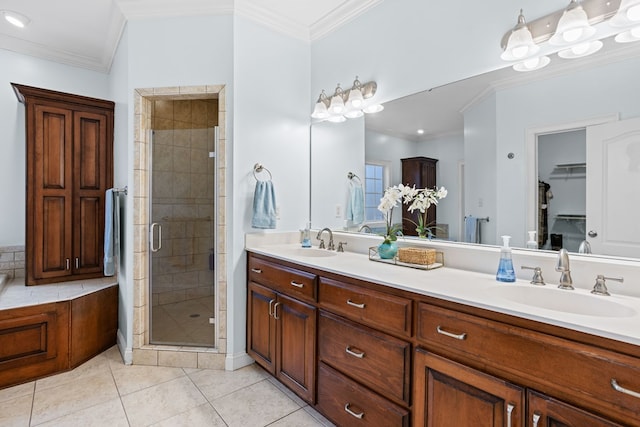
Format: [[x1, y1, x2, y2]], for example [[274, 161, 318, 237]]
[[488, 286, 637, 318], [284, 248, 337, 258]]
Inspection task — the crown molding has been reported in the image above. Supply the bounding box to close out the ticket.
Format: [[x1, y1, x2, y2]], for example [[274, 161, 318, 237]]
[[311, 0, 383, 41], [234, 0, 309, 41], [116, 0, 234, 19]]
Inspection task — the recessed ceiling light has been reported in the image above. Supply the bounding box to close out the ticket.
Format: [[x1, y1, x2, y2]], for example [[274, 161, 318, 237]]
[[417, 129, 425, 134], [2, 10, 30, 28]]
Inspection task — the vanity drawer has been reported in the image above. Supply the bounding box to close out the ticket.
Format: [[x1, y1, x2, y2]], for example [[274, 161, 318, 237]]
[[417, 302, 640, 424], [318, 311, 411, 404], [316, 362, 410, 427], [318, 277, 412, 337], [248, 255, 317, 301]]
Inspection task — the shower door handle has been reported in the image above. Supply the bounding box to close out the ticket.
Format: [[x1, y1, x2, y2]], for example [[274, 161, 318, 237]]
[[150, 223, 162, 252]]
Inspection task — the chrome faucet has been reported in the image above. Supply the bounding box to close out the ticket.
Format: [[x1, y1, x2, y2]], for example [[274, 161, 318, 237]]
[[556, 248, 574, 290], [358, 224, 373, 233], [316, 228, 335, 250]]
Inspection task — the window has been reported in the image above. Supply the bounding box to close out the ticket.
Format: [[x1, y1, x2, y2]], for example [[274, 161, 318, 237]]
[[364, 163, 386, 221]]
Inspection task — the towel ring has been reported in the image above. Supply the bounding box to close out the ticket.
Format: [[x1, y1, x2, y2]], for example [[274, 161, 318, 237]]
[[347, 172, 362, 183], [253, 163, 273, 181]]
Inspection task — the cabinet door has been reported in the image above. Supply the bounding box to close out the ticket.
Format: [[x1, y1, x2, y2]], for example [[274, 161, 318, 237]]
[[276, 293, 316, 403], [31, 104, 74, 282], [73, 111, 109, 275], [527, 390, 623, 427], [247, 282, 277, 374], [401, 157, 438, 236], [414, 348, 524, 427]]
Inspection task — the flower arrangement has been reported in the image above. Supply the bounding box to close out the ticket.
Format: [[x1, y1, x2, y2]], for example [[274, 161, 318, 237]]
[[377, 184, 413, 244], [404, 186, 448, 238]]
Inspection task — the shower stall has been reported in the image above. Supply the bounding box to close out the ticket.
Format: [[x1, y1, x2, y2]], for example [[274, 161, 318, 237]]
[[148, 99, 218, 347]]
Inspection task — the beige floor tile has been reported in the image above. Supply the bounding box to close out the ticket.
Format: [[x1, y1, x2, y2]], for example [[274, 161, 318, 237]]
[[267, 376, 308, 408], [150, 403, 226, 426], [34, 398, 129, 427], [31, 369, 119, 425], [35, 353, 111, 392], [268, 408, 329, 427], [0, 381, 34, 404], [110, 363, 185, 396], [302, 406, 336, 427], [0, 394, 32, 427], [188, 363, 268, 401], [121, 376, 207, 427], [212, 380, 300, 427]]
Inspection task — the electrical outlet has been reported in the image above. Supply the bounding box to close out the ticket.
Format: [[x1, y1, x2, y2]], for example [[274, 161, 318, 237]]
[[478, 198, 484, 208], [276, 206, 281, 220], [335, 205, 342, 218]]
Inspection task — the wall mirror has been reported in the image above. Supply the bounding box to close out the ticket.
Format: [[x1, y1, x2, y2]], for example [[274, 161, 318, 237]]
[[310, 36, 640, 260]]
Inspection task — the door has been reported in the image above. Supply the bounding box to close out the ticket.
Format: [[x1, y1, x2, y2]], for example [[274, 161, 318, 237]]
[[149, 119, 218, 347], [247, 281, 277, 373], [276, 293, 316, 403], [586, 117, 640, 257], [413, 348, 524, 427]]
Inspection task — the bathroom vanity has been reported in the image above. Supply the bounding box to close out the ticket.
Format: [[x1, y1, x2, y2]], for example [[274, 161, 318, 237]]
[[246, 238, 640, 427]]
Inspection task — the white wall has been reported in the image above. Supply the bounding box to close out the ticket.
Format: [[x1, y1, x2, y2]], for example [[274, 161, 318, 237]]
[[365, 129, 414, 188], [231, 16, 311, 364], [0, 50, 110, 246], [312, 119, 365, 230]]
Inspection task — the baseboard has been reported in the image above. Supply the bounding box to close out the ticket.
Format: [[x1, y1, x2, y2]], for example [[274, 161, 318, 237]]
[[117, 329, 133, 365], [225, 352, 254, 371]]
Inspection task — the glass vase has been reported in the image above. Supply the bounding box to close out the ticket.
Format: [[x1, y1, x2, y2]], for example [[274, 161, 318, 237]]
[[378, 241, 398, 259]]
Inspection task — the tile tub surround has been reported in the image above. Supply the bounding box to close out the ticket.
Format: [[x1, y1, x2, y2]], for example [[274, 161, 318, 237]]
[[0, 346, 335, 427], [245, 231, 640, 346], [0, 245, 25, 279]]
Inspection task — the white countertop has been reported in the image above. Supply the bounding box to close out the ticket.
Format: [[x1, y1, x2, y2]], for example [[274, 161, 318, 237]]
[[0, 276, 118, 310], [246, 240, 640, 347]]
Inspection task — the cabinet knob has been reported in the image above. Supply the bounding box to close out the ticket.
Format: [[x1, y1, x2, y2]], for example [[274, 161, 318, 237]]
[[532, 412, 541, 427], [588, 230, 598, 238]]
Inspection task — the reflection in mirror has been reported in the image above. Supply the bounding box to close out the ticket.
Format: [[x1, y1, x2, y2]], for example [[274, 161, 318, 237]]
[[310, 36, 640, 259]]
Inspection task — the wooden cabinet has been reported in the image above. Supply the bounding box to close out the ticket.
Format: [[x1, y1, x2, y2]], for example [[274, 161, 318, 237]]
[[246, 252, 640, 427], [414, 348, 525, 427], [247, 257, 317, 403], [401, 156, 437, 236], [12, 83, 114, 285]]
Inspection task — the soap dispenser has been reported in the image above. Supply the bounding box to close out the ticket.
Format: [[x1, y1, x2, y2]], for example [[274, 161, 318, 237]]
[[301, 222, 312, 248], [496, 235, 516, 282], [526, 231, 538, 249]]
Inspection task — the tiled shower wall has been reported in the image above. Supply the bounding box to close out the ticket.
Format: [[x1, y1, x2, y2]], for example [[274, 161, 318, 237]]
[[151, 99, 218, 307], [0, 246, 25, 279]]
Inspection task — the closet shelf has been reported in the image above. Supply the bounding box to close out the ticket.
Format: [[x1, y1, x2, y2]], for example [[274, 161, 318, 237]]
[[555, 162, 586, 170], [555, 214, 586, 221]]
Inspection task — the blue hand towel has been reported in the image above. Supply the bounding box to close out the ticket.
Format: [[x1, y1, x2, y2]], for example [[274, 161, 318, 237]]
[[252, 180, 277, 229], [464, 216, 478, 243], [346, 180, 365, 224], [103, 189, 115, 276]]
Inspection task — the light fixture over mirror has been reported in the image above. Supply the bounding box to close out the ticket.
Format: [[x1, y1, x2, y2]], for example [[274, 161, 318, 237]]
[[500, 0, 640, 72], [311, 76, 383, 122]]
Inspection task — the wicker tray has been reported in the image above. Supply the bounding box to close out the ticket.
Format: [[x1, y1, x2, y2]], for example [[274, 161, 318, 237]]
[[368, 246, 444, 270]]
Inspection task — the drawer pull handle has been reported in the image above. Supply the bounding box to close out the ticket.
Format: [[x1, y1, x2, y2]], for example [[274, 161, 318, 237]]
[[506, 403, 515, 427], [290, 281, 304, 288], [251, 268, 262, 274], [344, 403, 364, 419], [347, 299, 366, 309], [268, 299, 275, 317], [345, 346, 365, 359], [273, 302, 281, 320], [436, 325, 467, 340], [532, 412, 541, 427], [611, 379, 640, 399]]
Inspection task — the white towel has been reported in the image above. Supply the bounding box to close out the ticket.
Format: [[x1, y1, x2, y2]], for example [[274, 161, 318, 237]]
[[346, 180, 365, 224], [464, 216, 478, 243]]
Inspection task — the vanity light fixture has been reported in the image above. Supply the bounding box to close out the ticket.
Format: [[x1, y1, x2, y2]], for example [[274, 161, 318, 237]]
[[501, 0, 640, 72], [311, 76, 383, 122], [1, 10, 30, 28]]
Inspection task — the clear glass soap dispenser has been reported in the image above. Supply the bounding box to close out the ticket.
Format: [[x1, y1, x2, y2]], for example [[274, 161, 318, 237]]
[[301, 222, 312, 248], [496, 235, 516, 282]]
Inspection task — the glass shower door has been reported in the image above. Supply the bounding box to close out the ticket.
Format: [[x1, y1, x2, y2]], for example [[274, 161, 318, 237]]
[[149, 120, 217, 347]]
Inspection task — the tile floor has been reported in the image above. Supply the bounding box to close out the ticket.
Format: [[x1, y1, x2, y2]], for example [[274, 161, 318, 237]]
[[151, 297, 215, 346], [0, 346, 335, 427]]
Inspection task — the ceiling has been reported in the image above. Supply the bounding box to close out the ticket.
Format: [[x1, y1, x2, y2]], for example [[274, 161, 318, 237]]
[[0, 0, 382, 72]]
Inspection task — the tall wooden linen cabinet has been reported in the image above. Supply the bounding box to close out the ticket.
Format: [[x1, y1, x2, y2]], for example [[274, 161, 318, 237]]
[[12, 84, 114, 285], [401, 156, 438, 236]]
